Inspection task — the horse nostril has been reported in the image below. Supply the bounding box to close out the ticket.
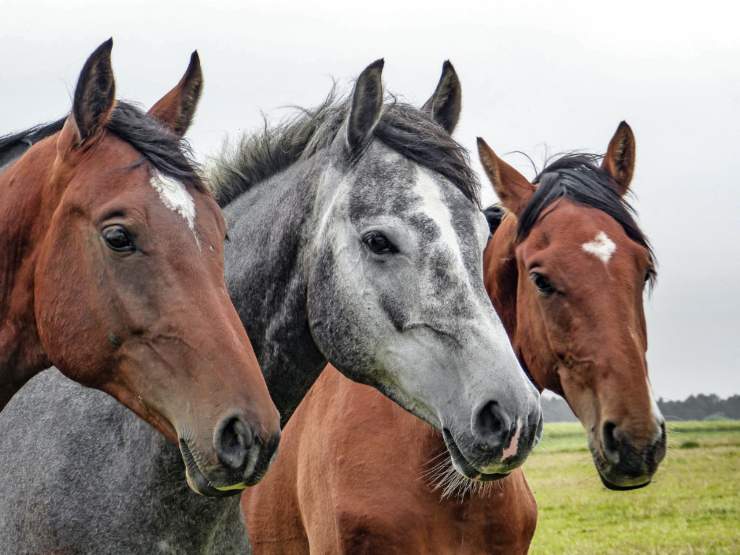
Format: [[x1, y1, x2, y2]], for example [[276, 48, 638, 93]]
[[602, 421, 620, 459], [472, 400, 511, 448], [215, 415, 254, 471]]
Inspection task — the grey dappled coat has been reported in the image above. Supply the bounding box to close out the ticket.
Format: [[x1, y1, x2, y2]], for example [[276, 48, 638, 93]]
[[0, 369, 249, 554]]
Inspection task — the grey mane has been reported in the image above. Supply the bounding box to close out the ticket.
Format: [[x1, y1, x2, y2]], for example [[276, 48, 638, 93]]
[[209, 90, 480, 208]]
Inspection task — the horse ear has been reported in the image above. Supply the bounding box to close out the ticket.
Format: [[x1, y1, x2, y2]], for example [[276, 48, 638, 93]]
[[421, 60, 461, 134], [602, 121, 636, 196], [71, 38, 116, 145], [483, 204, 506, 235], [345, 59, 384, 154], [148, 51, 203, 137], [477, 137, 534, 215]]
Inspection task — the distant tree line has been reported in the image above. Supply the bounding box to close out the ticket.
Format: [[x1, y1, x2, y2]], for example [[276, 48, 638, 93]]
[[541, 394, 740, 422]]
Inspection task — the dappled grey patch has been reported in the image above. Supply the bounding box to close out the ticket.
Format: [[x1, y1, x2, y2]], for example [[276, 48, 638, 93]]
[[347, 152, 418, 220], [0, 369, 249, 554]]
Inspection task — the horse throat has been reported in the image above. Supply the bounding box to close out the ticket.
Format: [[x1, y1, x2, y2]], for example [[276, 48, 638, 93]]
[[0, 148, 56, 408]]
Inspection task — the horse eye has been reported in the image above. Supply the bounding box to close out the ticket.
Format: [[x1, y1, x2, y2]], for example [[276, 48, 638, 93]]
[[362, 231, 397, 255], [530, 271, 556, 296], [102, 225, 135, 253]]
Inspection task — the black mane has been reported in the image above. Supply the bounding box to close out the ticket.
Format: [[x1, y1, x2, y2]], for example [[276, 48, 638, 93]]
[[209, 90, 479, 207], [516, 153, 656, 285], [0, 102, 203, 190], [0, 118, 65, 155]]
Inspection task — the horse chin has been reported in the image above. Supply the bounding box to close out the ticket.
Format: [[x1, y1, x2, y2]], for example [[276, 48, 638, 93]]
[[588, 440, 653, 491], [179, 439, 246, 498], [598, 472, 651, 491], [443, 428, 510, 482]]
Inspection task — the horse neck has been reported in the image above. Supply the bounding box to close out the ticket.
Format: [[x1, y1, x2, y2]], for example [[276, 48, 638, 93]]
[[223, 159, 327, 425], [0, 144, 30, 173], [484, 214, 562, 395], [0, 139, 59, 403]]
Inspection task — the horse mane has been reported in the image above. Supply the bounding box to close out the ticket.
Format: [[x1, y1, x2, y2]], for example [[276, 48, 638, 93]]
[[0, 102, 203, 191], [516, 153, 656, 286], [0, 118, 66, 155], [482, 204, 506, 235], [208, 89, 480, 208]]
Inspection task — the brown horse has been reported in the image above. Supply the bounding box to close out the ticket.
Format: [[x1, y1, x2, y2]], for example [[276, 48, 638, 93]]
[[242, 122, 666, 553], [0, 40, 280, 495], [478, 127, 665, 489]]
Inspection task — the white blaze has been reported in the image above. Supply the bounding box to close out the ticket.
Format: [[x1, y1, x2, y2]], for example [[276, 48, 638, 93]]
[[582, 231, 616, 264], [413, 168, 468, 281], [502, 418, 522, 459], [150, 172, 198, 243]]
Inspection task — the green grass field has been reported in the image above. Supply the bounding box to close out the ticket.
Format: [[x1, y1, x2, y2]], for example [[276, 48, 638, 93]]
[[526, 421, 740, 555]]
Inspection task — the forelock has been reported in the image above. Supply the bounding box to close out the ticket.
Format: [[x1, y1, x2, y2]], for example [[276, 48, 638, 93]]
[[517, 153, 656, 287], [107, 102, 205, 192]]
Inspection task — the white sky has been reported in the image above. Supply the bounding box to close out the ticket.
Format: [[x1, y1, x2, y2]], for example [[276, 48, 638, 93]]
[[3, 0, 738, 399]]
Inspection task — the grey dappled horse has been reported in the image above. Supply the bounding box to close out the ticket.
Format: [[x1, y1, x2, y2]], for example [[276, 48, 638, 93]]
[[0, 61, 541, 552]]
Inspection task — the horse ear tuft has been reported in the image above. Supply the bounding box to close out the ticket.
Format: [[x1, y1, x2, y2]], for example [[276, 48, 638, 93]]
[[149, 51, 204, 137], [345, 59, 385, 154], [72, 38, 116, 144], [602, 121, 636, 196], [421, 60, 462, 134]]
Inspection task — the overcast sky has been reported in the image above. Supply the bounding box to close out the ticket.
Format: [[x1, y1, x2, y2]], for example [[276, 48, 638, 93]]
[[3, 0, 738, 400]]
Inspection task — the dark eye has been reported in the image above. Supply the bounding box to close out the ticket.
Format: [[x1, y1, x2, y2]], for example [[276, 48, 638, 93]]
[[530, 271, 556, 296], [362, 231, 397, 255], [102, 225, 135, 253]]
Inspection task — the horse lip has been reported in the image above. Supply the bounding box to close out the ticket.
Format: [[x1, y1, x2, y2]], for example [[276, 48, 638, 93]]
[[243, 435, 280, 487], [179, 439, 246, 498], [442, 428, 509, 482], [598, 471, 651, 491], [591, 444, 653, 491]]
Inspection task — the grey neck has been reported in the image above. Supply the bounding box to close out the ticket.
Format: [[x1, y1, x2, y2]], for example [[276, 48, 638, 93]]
[[0, 368, 250, 554], [223, 158, 328, 425]]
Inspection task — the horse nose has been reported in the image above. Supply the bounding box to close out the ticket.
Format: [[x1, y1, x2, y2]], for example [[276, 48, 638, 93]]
[[602, 419, 666, 472], [471, 400, 512, 451], [214, 414, 254, 471]]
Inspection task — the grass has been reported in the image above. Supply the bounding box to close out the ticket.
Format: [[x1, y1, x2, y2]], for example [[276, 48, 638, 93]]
[[526, 420, 740, 555]]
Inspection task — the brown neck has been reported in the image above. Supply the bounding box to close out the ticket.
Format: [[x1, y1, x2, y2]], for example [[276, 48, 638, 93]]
[[483, 216, 519, 340], [483, 214, 561, 395], [0, 141, 60, 406]]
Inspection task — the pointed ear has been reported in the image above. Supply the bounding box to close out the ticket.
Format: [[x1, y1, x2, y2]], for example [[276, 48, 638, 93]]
[[602, 121, 636, 196], [71, 38, 115, 145], [477, 137, 535, 215], [148, 51, 203, 137], [421, 60, 461, 134], [345, 59, 384, 154]]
